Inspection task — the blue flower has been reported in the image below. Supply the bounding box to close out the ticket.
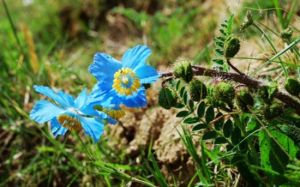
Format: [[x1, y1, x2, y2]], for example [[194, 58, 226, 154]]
[[89, 45, 159, 108], [30, 85, 116, 142]]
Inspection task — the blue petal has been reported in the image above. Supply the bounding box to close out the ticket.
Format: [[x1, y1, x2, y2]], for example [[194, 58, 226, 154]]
[[88, 85, 112, 108], [80, 116, 104, 142], [89, 53, 121, 89], [121, 88, 147, 108], [50, 118, 68, 137], [135, 64, 159, 84], [30, 100, 65, 124], [121, 45, 151, 70], [74, 88, 88, 109], [34, 85, 74, 108]]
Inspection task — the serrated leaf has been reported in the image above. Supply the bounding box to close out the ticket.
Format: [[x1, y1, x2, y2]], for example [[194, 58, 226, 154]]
[[205, 106, 215, 123], [183, 117, 199, 124], [197, 101, 206, 118], [269, 139, 289, 174], [203, 131, 217, 140], [176, 110, 190, 118], [192, 123, 207, 131]]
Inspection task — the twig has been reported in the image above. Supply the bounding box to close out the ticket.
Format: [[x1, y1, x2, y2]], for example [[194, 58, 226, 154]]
[[160, 65, 300, 115], [162, 77, 174, 87], [226, 59, 244, 75]]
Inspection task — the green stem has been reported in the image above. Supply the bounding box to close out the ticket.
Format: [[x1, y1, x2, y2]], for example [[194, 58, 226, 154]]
[[1, 0, 23, 54], [113, 169, 156, 187], [253, 23, 288, 77]]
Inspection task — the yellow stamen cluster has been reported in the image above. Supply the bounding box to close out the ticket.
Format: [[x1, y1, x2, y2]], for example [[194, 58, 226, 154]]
[[113, 68, 140, 96], [58, 115, 82, 132], [103, 109, 126, 119]]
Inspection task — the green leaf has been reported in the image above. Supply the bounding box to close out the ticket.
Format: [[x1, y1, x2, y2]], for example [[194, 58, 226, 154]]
[[176, 79, 181, 90], [259, 129, 297, 175], [192, 123, 207, 131], [231, 127, 242, 145], [214, 112, 224, 130], [158, 87, 177, 109], [176, 110, 190, 118], [188, 100, 194, 111], [205, 106, 215, 123], [203, 131, 217, 140], [223, 119, 233, 138], [179, 87, 186, 97], [197, 101, 206, 118], [269, 139, 289, 174], [215, 137, 227, 144], [215, 48, 224, 56], [174, 103, 184, 109], [183, 117, 199, 124], [226, 15, 234, 35], [183, 91, 188, 105]]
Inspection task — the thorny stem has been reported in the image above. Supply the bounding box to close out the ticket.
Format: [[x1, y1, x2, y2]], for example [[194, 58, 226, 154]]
[[160, 65, 300, 115]]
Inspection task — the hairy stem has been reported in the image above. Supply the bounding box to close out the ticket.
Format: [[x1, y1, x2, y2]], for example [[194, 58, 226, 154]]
[[160, 65, 300, 115]]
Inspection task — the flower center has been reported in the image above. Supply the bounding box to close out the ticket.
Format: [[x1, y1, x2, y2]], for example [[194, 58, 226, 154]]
[[103, 108, 125, 119], [112, 68, 140, 96], [58, 115, 82, 132]]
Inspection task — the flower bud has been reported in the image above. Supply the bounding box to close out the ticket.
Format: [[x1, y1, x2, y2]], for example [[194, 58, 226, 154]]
[[285, 78, 300, 97], [189, 79, 207, 102], [258, 85, 278, 104], [236, 89, 254, 112], [159, 87, 177, 109], [174, 60, 193, 83], [240, 11, 253, 31], [224, 37, 240, 58], [214, 82, 235, 105]]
